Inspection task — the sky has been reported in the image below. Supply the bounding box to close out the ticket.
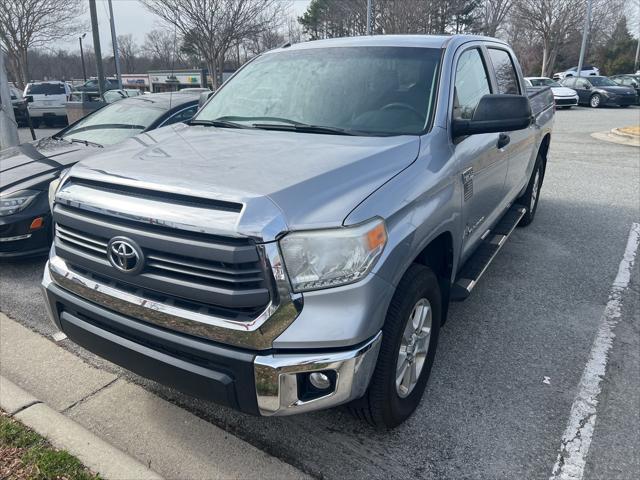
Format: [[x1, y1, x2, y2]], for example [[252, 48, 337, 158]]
[[64, 0, 312, 53]]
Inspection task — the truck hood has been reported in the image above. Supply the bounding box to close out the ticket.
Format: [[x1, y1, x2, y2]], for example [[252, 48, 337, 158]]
[[67, 123, 420, 239], [0, 137, 96, 194]]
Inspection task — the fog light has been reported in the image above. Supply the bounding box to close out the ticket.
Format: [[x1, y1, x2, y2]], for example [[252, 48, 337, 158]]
[[309, 372, 331, 390]]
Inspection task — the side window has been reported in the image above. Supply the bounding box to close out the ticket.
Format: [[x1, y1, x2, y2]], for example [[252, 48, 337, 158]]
[[163, 106, 198, 126], [575, 79, 589, 89], [487, 48, 520, 94], [453, 48, 491, 120]]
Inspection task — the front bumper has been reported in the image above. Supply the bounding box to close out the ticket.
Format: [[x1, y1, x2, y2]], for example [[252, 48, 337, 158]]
[[554, 95, 578, 106], [41, 263, 382, 416], [0, 204, 51, 259]]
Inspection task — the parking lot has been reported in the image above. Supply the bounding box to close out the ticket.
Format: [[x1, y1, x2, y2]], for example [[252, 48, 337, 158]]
[[2, 106, 639, 479]]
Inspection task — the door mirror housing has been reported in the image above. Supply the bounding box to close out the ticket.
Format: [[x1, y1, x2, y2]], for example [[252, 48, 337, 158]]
[[452, 94, 532, 138]]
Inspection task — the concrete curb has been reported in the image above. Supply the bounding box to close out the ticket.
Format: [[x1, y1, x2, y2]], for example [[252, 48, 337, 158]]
[[0, 312, 309, 479], [611, 127, 640, 140], [0, 376, 164, 480], [591, 129, 640, 147]]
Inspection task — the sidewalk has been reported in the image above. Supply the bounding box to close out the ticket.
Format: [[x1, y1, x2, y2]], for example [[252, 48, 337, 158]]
[[0, 313, 308, 480]]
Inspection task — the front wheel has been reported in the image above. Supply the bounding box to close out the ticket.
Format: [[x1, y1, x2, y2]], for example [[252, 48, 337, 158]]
[[348, 264, 441, 429], [590, 94, 601, 108]]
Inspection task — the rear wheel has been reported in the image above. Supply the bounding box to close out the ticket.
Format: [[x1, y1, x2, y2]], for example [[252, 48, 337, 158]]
[[349, 264, 441, 429], [30, 118, 41, 129], [589, 94, 601, 108], [517, 153, 544, 227]]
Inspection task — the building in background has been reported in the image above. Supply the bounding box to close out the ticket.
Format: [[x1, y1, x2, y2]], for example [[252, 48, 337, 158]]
[[149, 69, 234, 92]]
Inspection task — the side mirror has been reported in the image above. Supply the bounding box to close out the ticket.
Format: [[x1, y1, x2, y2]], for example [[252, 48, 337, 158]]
[[198, 91, 213, 109], [452, 94, 532, 137], [584, 84, 591, 90], [25, 95, 33, 103]]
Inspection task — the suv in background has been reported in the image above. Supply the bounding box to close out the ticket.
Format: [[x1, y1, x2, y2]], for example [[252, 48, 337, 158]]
[[23, 81, 71, 128], [74, 78, 119, 92], [553, 65, 599, 80]]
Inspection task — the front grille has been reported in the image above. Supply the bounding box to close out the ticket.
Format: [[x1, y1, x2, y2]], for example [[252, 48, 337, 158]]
[[53, 203, 270, 320]]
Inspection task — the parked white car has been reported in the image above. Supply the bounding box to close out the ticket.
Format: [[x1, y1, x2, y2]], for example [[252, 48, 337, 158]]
[[553, 65, 599, 80], [524, 77, 579, 108], [23, 81, 71, 127]]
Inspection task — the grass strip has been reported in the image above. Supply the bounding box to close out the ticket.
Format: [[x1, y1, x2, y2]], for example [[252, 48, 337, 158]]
[[0, 410, 100, 480]]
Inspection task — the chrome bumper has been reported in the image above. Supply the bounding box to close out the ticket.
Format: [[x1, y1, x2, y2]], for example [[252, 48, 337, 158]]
[[254, 331, 382, 416], [42, 257, 383, 417]]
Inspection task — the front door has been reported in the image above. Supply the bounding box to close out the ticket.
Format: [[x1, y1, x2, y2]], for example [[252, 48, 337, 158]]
[[452, 46, 509, 262]]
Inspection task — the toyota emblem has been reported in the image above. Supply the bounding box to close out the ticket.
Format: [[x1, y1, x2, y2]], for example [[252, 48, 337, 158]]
[[107, 237, 143, 274]]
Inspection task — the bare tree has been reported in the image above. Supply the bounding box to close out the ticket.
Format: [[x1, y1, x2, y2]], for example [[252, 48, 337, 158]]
[[142, 29, 179, 69], [482, 0, 514, 37], [0, 0, 85, 88], [117, 34, 138, 74], [141, 0, 287, 88], [513, 0, 585, 76]]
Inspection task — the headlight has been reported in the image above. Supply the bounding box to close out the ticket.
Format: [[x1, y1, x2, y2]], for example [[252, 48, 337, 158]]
[[48, 168, 69, 209], [0, 190, 40, 216], [279, 218, 387, 292]]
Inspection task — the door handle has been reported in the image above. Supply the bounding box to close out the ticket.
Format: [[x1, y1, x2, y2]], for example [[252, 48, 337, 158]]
[[497, 133, 510, 149]]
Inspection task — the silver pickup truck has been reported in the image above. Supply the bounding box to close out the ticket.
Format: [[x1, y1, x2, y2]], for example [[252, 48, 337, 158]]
[[42, 35, 554, 428]]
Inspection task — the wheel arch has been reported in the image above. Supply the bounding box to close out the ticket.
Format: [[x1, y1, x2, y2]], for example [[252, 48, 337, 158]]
[[413, 231, 454, 324]]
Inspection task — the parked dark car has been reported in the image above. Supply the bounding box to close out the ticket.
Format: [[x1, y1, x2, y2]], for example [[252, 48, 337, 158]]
[[0, 92, 200, 258], [609, 74, 640, 105], [1, 87, 29, 126], [561, 76, 637, 108]]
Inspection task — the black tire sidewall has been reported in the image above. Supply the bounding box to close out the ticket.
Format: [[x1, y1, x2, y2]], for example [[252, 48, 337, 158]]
[[374, 264, 441, 427], [518, 154, 544, 226]]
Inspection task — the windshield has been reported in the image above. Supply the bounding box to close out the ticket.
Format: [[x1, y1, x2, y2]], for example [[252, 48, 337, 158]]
[[588, 77, 617, 87], [26, 83, 66, 95], [195, 47, 442, 136], [61, 99, 165, 146], [529, 78, 560, 87]]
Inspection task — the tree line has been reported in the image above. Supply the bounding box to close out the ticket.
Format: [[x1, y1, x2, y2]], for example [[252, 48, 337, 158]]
[[1, 0, 638, 90]]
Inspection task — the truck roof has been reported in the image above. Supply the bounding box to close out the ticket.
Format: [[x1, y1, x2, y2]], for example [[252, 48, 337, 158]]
[[275, 34, 507, 53]]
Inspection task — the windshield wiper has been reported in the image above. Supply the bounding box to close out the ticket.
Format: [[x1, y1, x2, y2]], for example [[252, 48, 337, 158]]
[[189, 119, 251, 129], [68, 138, 103, 148], [252, 123, 356, 136]]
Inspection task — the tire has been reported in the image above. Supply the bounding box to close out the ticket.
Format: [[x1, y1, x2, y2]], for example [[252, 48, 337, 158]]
[[348, 264, 441, 429], [31, 118, 41, 129], [620, 105, 629, 108], [517, 153, 544, 227], [589, 94, 601, 108]]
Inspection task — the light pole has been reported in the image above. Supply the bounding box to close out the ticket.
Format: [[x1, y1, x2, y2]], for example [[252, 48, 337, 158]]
[[107, 0, 122, 89], [366, 0, 373, 35], [576, 0, 592, 79], [79, 33, 87, 82]]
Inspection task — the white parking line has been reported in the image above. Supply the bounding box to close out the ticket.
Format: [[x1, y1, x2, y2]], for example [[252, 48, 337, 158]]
[[550, 222, 640, 480]]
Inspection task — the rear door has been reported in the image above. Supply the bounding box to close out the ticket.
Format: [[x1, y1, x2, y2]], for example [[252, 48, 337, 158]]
[[452, 45, 509, 260], [486, 46, 534, 202]]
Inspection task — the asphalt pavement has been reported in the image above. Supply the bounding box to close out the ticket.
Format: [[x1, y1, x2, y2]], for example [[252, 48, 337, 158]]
[[2, 106, 639, 480]]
